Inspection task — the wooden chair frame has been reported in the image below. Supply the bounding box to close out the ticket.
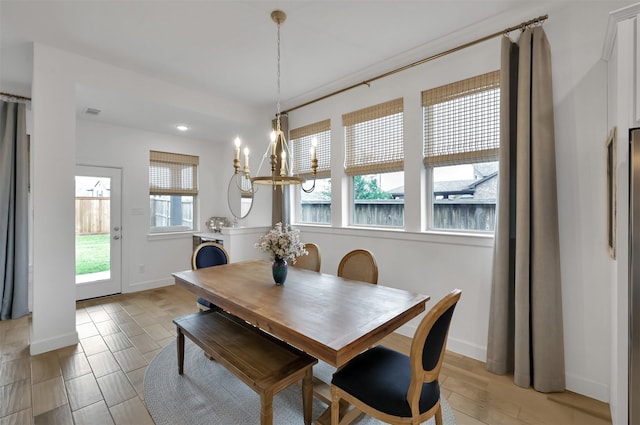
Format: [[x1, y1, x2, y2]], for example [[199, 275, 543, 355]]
[[191, 242, 229, 270], [330, 289, 462, 425], [337, 249, 378, 284], [293, 243, 322, 272]]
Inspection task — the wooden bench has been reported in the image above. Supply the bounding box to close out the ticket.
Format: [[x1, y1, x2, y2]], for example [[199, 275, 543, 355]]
[[173, 310, 318, 425]]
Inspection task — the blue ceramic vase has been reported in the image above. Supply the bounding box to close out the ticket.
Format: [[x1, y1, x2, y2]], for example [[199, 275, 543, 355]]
[[272, 257, 288, 285]]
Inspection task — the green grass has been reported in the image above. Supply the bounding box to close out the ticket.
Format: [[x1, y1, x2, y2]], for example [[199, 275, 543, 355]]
[[76, 234, 110, 275]]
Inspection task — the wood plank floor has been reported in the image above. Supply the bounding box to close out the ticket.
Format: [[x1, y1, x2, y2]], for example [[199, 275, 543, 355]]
[[0, 285, 612, 425]]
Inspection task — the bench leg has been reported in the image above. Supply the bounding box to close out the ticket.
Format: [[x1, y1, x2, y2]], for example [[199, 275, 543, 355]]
[[302, 368, 313, 425], [259, 391, 273, 425], [177, 328, 185, 375]]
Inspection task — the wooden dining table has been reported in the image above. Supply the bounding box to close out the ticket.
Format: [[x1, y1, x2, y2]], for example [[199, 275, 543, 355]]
[[172, 259, 430, 424], [173, 259, 430, 368]]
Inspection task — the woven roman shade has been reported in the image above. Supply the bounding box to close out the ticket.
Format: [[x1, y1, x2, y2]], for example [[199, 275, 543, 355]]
[[343, 98, 404, 176], [291, 119, 331, 179], [423, 70, 500, 167], [149, 150, 199, 195]]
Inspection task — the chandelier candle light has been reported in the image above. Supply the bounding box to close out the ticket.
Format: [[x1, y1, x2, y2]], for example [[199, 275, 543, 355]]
[[232, 10, 318, 193]]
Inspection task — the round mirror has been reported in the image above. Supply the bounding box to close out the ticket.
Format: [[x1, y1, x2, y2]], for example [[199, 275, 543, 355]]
[[227, 173, 254, 219]]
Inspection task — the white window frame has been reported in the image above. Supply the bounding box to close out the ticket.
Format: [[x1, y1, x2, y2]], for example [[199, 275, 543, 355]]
[[149, 150, 198, 234], [422, 71, 500, 233], [291, 119, 332, 225], [343, 98, 404, 228]]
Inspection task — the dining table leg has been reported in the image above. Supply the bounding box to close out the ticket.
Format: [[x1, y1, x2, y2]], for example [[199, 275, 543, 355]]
[[260, 391, 273, 425], [176, 328, 184, 375], [303, 368, 313, 425]]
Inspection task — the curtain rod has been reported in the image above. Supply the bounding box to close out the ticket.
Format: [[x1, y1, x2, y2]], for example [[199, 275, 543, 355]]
[[0, 92, 31, 101], [283, 14, 547, 114]]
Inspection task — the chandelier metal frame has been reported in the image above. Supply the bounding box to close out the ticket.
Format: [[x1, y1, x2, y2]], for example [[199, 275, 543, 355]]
[[233, 10, 317, 193]]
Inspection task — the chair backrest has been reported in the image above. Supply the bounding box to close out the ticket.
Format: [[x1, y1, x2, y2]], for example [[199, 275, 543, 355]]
[[407, 289, 461, 409], [337, 249, 378, 284], [292, 243, 321, 272], [191, 242, 229, 270]]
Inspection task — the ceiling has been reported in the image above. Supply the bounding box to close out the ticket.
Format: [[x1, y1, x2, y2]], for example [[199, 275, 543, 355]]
[[0, 0, 545, 143]]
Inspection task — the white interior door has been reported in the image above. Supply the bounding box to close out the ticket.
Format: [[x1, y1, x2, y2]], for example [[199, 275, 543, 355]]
[[75, 165, 122, 300]]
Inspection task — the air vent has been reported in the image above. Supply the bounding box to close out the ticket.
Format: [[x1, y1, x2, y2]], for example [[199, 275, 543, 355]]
[[84, 107, 101, 115]]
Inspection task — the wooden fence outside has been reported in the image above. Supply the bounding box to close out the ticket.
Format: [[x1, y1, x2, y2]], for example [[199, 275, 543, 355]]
[[76, 197, 110, 234], [300, 200, 495, 231]]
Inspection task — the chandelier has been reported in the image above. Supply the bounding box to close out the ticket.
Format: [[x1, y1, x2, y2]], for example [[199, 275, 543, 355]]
[[232, 10, 317, 192]]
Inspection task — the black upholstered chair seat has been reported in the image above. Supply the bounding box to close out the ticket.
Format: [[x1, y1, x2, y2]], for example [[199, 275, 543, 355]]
[[331, 345, 440, 418], [330, 289, 461, 425]]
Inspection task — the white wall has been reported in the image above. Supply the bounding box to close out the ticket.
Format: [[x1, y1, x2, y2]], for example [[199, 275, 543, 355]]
[[76, 119, 274, 292], [29, 42, 273, 355], [603, 4, 640, 424], [77, 120, 213, 291], [281, 1, 633, 404]]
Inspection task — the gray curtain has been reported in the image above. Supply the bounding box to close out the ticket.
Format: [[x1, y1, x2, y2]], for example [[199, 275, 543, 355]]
[[486, 27, 565, 392], [0, 100, 29, 320]]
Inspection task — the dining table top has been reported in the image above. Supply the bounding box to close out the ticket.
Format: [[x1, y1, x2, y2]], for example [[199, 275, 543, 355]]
[[173, 259, 430, 367]]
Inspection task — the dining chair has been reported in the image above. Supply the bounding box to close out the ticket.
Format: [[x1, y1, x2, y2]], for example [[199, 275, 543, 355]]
[[191, 242, 229, 311], [330, 289, 462, 425], [293, 243, 321, 272], [337, 249, 378, 284]]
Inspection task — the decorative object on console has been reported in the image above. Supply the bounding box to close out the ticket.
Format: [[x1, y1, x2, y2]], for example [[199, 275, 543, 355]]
[[255, 222, 308, 285], [232, 10, 318, 193], [206, 217, 228, 233]]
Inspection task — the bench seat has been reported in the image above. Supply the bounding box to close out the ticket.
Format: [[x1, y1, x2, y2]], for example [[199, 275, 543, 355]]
[[173, 310, 318, 425]]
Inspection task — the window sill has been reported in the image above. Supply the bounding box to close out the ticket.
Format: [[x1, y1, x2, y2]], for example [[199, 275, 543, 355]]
[[294, 224, 494, 248]]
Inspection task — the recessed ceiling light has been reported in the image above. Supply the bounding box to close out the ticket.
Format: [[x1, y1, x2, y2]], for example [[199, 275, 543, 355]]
[[176, 124, 189, 131]]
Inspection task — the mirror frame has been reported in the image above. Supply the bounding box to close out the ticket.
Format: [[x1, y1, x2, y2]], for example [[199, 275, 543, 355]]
[[227, 173, 254, 219]]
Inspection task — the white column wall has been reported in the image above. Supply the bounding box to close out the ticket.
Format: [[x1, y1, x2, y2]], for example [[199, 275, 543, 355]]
[[30, 44, 78, 354]]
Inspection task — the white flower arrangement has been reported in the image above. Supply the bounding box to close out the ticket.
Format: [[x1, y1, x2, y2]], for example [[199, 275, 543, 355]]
[[255, 222, 308, 263]]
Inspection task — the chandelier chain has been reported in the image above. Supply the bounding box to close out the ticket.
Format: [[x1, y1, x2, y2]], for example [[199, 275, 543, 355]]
[[276, 20, 281, 117]]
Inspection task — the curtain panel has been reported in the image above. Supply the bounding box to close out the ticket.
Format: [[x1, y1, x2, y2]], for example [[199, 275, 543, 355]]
[[0, 100, 29, 320], [486, 27, 565, 392]]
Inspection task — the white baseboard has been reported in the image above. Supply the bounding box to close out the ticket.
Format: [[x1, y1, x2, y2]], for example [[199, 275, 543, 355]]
[[446, 336, 487, 362], [30, 330, 78, 355], [124, 277, 174, 293], [566, 371, 610, 403], [394, 325, 487, 362]]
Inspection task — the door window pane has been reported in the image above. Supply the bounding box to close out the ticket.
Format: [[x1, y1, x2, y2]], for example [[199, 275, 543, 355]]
[[75, 175, 111, 282]]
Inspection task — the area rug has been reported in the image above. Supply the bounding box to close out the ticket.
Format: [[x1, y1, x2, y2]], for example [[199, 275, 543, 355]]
[[144, 339, 456, 425]]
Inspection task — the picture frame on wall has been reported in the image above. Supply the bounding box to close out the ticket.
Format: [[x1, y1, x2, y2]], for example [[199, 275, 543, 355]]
[[606, 127, 617, 259]]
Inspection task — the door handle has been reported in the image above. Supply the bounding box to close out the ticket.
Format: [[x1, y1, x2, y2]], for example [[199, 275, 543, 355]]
[[114, 235, 120, 240]]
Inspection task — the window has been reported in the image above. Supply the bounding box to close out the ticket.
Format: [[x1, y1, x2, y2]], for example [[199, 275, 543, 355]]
[[149, 150, 198, 233], [343, 98, 404, 227], [291, 119, 331, 224], [423, 71, 500, 232]]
